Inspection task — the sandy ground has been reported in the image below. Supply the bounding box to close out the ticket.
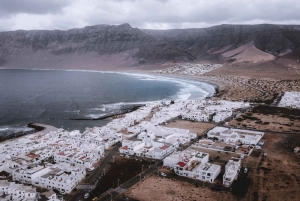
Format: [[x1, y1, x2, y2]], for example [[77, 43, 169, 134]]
[[163, 120, 215, 136], [229, 106, 300, 133], [229, 113, 300, 132], [125, 175, 235, 201], [240, 133, 300, 201], [222, 44, 275, 64]]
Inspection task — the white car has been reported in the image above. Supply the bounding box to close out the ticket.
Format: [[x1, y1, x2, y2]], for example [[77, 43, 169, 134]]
[[161, 172, 167, 177], [84, 193, 90, 199], [87, 167, 95, 172]]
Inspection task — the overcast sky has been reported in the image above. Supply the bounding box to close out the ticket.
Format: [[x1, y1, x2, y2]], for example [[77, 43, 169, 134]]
[[0, 0, 299, 31]]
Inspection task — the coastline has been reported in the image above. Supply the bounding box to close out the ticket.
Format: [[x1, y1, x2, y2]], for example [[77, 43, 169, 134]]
[[121, 69, 222, 97], [0, 68, 221, 98], [0, 68, 219, 141], [0, 123, 58, 144], [150, 72, 221, 97]]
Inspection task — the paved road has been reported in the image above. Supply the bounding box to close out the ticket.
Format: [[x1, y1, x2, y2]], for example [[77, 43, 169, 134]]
[[67, 145, 120, 201]]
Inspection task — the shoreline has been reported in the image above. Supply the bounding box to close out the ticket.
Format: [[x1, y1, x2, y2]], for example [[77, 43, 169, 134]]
[[0, 68, 220, 141], [149, 72, 221, 97], [0, 123, 58, 144]]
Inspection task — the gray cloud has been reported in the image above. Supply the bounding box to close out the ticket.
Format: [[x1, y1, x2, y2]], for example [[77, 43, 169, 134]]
[[0, 0, 71, 18], [0, 0, 299, 31]]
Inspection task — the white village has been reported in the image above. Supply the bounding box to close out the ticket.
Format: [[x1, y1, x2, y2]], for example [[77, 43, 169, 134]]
[[0, 97, 271, 201]]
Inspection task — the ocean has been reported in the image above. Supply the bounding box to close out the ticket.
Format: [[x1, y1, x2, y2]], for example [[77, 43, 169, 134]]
[[0, 69, 215, 138]]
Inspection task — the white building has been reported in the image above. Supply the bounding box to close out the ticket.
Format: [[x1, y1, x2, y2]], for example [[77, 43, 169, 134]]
[[182, 110, 210, 122], [207, 127, 264, 145], [12, 163, 85, 194], [164, 149, 221, 183], [223, 157, 241, 187], [0, 180, 36, 201], [278, 91, 300, 109], [213, 110, 233, 123], [119, 140, 146, 156]]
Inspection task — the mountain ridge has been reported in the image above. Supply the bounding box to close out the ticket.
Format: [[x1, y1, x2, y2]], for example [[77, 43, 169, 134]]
[[0, 23, 299, 69]]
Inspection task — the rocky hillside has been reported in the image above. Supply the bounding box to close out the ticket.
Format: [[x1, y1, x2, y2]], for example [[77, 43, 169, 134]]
[[0, 23, 300, 69]]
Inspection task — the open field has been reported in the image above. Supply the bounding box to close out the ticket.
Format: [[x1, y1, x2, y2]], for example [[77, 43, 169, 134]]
[[163, 120, 215, 136], [205, 61, 300, 80], [229, 106, 300, 132], [241, 132, 300, 201], [89, 157, 150, 199], [124, 175, 235, 201]]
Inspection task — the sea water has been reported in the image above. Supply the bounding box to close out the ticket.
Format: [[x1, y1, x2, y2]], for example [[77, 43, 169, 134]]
[[0, 69, 215, 137]]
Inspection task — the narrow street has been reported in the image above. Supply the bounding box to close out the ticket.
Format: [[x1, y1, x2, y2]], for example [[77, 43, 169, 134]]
[[66, 145, 119, 201]]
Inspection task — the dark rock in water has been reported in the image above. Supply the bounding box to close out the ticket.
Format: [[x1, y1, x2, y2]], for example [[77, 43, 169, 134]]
[[0, 24, 300, 69]]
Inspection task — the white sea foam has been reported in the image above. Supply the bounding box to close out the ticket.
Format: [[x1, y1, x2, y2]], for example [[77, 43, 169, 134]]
[[177, 93, 191, 100], [87, 106, 106, 112], [120, 72, 214, 100], [0, 127, 9, 132], [86, 114, 107, 119], [0, 126, 34, 133]]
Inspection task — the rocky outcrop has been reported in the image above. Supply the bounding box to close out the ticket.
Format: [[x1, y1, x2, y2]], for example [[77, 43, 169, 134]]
[[0, 23, 300, 69]]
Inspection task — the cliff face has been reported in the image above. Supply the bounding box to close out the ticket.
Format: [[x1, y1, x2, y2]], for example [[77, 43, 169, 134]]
[[142, 24, 300, 61], [0, 23, 300, 69]]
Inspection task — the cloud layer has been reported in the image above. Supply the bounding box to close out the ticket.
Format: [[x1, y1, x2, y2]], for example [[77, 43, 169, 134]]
[[0, 0, 299, 31]]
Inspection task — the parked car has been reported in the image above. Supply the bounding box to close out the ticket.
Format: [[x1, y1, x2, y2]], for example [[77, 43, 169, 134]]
[[87, 167, 95, 172], [161, 173, 167, 177], [84, 193, 90, 199]]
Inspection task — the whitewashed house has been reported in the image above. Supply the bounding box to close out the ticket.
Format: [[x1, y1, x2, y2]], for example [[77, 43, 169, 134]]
[[0, 180, 36, 201], [164, 149, 221, 183], [223, 157, 241, 187], [207, 127, 264, 145]]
